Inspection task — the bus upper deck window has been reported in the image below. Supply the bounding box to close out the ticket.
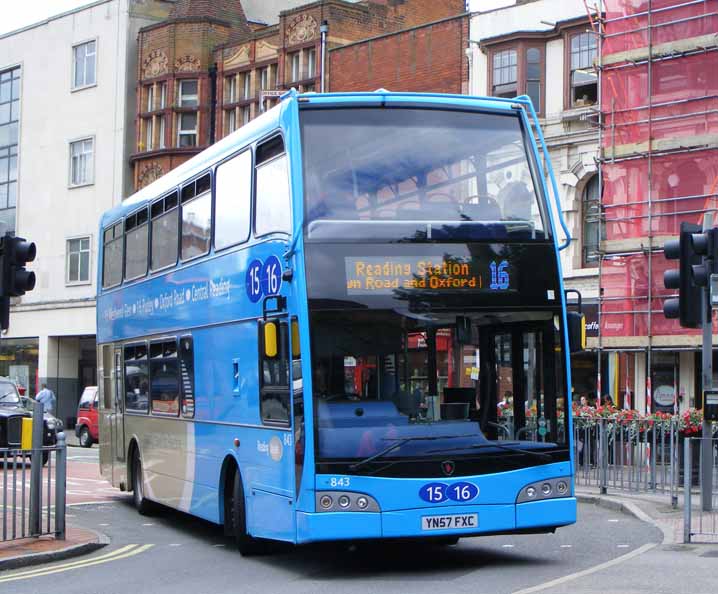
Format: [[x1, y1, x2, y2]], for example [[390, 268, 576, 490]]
[[151, 191, 179, 270], [102, 221, 123, 288], [215, 150, 252, 250], [181, 172, 212, 261], [255, 135, 291, 237], [125, 207, 149, 280]]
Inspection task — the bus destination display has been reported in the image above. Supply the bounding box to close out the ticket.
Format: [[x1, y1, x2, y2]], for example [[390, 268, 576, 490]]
[[344, 256, 512, 295]]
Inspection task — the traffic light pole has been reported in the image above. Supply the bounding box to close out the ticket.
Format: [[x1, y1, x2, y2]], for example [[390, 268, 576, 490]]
[[701, 213, 713, 512]]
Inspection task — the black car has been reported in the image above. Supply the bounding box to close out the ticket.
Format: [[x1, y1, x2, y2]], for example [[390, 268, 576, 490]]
[[0, 378, 62, 461]]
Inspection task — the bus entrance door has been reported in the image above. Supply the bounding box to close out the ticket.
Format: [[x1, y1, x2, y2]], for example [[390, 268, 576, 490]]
[[248, 315, 298, 542], [111, 348, 126, 482]]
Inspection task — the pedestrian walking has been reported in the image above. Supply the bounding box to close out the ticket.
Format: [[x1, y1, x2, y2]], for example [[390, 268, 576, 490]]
[[36, 383, 56, 415]]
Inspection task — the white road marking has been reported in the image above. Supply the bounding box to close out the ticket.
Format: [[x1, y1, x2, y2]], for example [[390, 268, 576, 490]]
[[213, 544, 225, 548], [502, 544, 515, 548], [142, 523, 154, 527], [560, 544, 572, 548], [98, 523, 110, 527], [608, 519, 619, 523], [511, 543, 656, 594], [617, 544, 629, 548], [169, 543, 182, 547]]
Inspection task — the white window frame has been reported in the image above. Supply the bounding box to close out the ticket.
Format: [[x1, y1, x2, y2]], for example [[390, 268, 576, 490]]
[[290, 52, 301, 82], [260, 67, 269, 91], [225, 75, 237, 102], [178, 79, 198, 107], [226, 108, 237, 134], [158, 116, 166, 149], [71, 39, 97, 91], [146, 84, 154, 112], [68, 136, 95, 188], [65, 235, 92, 285], [307, 48, 316, 79], [159, 82, 167, 108], [144, 117, 154, 151], [177, 112, 198, 147], [242, 72, 251, 99]]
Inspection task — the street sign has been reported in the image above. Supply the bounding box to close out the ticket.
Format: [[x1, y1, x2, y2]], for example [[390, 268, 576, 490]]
[[711, 273, 718, 308]]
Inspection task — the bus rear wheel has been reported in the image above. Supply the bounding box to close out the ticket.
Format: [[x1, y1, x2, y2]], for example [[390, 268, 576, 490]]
[[132, 450, 152, 515], [226, 468, 264, 556]]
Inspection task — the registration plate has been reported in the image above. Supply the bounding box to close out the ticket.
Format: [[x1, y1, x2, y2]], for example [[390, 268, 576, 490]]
[[421, 513, 478, 531]]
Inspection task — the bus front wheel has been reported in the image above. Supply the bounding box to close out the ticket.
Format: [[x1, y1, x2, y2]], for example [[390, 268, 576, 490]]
[[226, 469, 264, 556], [132, 450, 152, 515]]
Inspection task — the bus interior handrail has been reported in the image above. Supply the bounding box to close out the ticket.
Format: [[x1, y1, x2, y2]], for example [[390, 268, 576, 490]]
[[306, 218, 537, 240]]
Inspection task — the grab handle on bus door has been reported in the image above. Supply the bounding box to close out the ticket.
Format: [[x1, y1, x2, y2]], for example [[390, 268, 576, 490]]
[[233, 359, 240, 395]]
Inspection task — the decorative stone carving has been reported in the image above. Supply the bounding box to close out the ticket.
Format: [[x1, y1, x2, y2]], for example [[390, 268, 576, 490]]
[[224, 45, 250, 69], [138, 163, 164, 188], [255, 40, 278, 60], [287, 14, 318, 45], [174, 54, 201, 73], [142, 49, 168, 78]]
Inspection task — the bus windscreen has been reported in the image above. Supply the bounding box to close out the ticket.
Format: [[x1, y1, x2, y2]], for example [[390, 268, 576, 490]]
[[300, 107, 549, 242]]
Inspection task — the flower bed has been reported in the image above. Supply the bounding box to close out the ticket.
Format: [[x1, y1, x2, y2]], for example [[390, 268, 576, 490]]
[[571, 404, 703, 436]]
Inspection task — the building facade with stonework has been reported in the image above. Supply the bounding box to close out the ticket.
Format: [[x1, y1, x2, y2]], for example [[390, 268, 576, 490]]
[[468, 0, 602, 402], [0, 0, 173, 427], [132, 0, 468, 190]]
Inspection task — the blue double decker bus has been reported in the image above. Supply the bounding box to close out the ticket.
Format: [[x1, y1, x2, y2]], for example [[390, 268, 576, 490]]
[[97, 90, 582, 554]]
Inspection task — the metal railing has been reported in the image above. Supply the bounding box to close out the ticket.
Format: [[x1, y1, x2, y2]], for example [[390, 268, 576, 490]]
[[1, 432, 66, 542], [574, 417, 680, 499], [683, 437, 718, 543]]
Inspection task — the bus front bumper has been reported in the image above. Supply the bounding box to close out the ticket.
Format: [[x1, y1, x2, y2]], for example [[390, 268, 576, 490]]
[[296, 496, 576, 543]]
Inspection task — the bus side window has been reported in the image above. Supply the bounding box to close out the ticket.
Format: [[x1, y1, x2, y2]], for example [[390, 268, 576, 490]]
[[102, 221, 123, 288], [258, 320, 290, 426], [179, 335, 195, 418], [125, 207, 149, 281], [215, 149, 252, 251], [255, 136, 291, 236], [181, 172, 212, 261], [124, 343, 149, 414], [149, 339, 180, 416], [151, 191, 179, 270]]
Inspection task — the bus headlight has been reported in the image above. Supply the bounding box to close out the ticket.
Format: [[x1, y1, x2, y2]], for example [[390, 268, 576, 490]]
[[315, 491, 380, 512], [517, 477, 572, 504]]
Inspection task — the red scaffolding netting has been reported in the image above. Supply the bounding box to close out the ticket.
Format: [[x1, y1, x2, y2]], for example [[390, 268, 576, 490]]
[[599, 0, 718, 338]]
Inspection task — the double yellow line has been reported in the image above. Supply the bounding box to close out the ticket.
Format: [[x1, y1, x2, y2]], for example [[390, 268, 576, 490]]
[[0, 544, 154, 583]]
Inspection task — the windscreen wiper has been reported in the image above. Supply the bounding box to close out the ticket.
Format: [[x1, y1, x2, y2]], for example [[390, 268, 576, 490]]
[[349, 434, 478, 471], [426, 441, 554, 462]]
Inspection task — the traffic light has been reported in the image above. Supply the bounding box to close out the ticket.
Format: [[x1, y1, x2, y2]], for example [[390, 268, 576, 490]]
[[663, 222, 702, 328], [0, 233, 37, 331]]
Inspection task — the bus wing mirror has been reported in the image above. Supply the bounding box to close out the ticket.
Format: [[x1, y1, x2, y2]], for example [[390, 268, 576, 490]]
[[264, 322, 278, 358], [567, 312, 586, 353]]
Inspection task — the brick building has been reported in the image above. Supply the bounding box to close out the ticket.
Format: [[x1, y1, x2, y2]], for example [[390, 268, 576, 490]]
[[132, 0, 468, 190]]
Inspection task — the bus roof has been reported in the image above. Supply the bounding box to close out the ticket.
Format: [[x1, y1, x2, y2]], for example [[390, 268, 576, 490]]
[[100, 90, 525, 230]]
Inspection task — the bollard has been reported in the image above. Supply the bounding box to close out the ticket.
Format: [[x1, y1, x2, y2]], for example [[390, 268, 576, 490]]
[[28, 399, 44, 536], [55, 432, 66, 540]]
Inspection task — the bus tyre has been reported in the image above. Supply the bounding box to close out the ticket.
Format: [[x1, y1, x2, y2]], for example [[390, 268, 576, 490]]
[[132, 450, 152, 515], [79, 426, 93, 448], [227, 469, 264, 556]]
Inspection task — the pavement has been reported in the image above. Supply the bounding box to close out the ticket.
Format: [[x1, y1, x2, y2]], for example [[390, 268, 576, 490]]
[[0, 441, 111, 572], [2, 449, 718, 593]]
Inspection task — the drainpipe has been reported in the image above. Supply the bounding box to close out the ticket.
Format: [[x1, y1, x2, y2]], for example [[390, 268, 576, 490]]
[[320, 20, 328, 93], [209, 62, 218, 145]]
